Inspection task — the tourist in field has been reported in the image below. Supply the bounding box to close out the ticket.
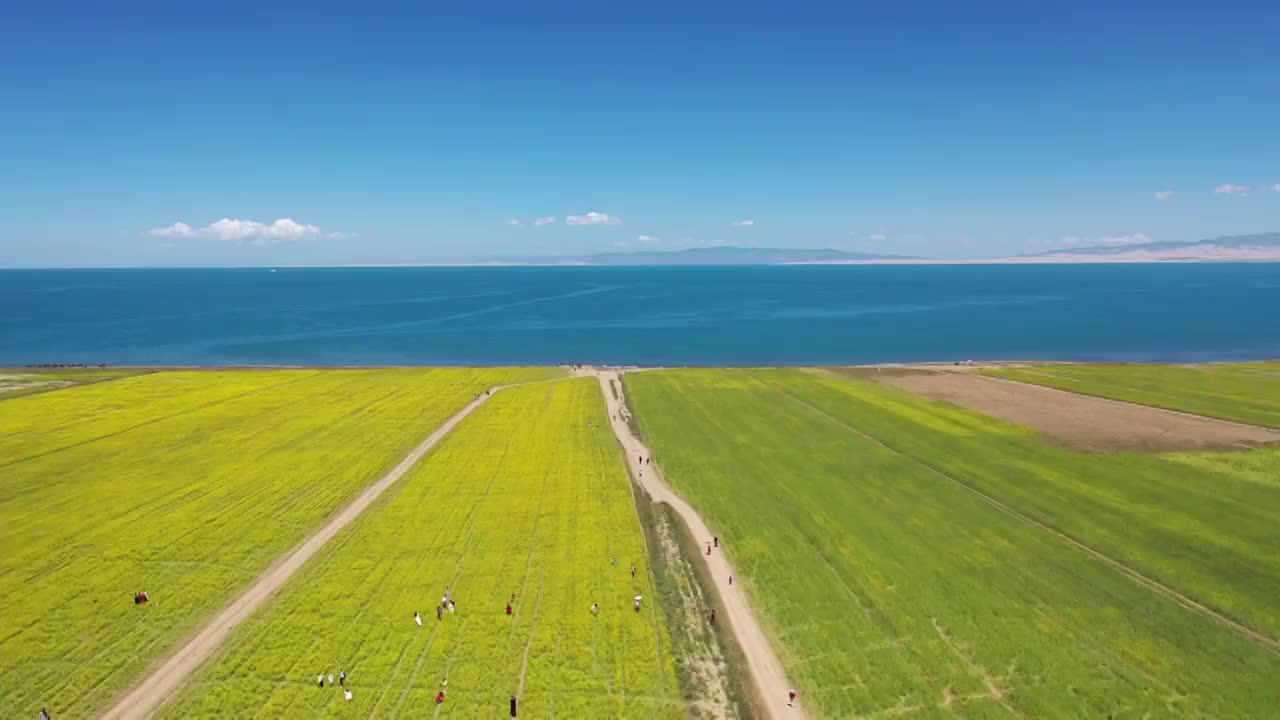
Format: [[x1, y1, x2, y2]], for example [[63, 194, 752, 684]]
[[317, 674, 324, 688], [634, 595, 642, 612], [437, 605, 444, 621], [591, 602, 599, 616], [448, 600, 456, 613], [436, 690, 445, 704], [415, 611, 423, 626], [328, 673, 335, 686], [710, 609, 716, 625], [510, 695, 518, 716], [344, 689, 353, 701], [39, 709, 51, 720], [630, 564, 636, 578], [506, 601, 513, 616], [339, 669, 347, 686], [788, 689, 797, 707]]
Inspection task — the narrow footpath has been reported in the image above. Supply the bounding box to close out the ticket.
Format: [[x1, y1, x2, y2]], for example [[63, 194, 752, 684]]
[[100, 384, 517, 720], [596, 370, 805, 720]]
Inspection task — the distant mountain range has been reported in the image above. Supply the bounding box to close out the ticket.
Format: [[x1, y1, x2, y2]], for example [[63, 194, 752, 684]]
[[550, 246, 917, 265], [352, 233, 1280, 267], [1014, 233, 1280, 263]]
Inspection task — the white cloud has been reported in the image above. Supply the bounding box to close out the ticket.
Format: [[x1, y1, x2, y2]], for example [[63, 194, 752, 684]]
[[565, 211, 623, 226], [730, 219, 755, 227], [208, 218, 320, 242], [866, 233, 888, 241], [534, 216, 557, 226], [1213, 184, 1251, 195], [506, 219, 524, 227], [1270, 184, 1280, 192], [145, 217, 328, 244], [1154, 190, 1175, 200], [147, 222, 193, 237], [614, 235, 661, 249]]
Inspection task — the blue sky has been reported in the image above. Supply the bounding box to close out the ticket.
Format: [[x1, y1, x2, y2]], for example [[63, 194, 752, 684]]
[[2, 0, 1278, 266]]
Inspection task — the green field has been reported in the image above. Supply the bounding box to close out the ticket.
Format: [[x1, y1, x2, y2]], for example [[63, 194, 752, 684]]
[[164, 377, 682, 718], [0, 367, 148, 399], [0, 368, 559, 716], [986, 363, 1280, 429], [625, 368, 1280, 718]]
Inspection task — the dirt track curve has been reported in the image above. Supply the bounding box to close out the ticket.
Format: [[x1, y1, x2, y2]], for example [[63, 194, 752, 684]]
[[596, 370, 805, 720], [99, 384, 516, 720]]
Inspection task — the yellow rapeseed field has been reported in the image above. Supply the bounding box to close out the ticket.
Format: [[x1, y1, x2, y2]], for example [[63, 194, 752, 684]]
[[164, 378, 682, 718], [0, 367, 559, 716]]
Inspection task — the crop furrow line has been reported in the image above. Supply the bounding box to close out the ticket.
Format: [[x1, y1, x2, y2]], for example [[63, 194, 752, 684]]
[[0, 370, 328, 470]]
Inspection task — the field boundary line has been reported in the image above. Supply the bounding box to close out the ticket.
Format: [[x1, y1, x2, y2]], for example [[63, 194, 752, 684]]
[[97, 379, 546, 720], [767, 381, 1280, 657], [595, 370, 806, 720]]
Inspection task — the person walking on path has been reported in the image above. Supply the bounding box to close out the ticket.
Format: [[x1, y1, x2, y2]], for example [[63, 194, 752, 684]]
[[437, 605, 444, 621], [729, 575, 733, 585], [710, 608, 716, 625], [317, 674, 324, 688], [789, 689, 797, 707], [506, 601, 513, 616], [706, 543, 712, 556], [510, 695, 518, 717], [630, 565, 636, 578], [714, 537, 718, 548], [339, 670, 346, 686], [436, 690, 445, 704]]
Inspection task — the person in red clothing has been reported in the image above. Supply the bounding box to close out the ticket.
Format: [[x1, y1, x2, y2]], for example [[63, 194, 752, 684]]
[[506, 602, 513, 616], [436, 690, 445, 704], [788, 689, 797, 707]]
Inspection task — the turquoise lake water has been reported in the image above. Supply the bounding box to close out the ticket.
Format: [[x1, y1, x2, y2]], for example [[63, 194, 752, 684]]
[[3, 265, 1278, 366]]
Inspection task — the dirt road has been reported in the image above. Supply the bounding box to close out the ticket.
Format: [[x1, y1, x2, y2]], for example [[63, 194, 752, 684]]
[[100, 385, 514, 720], [597, 370, 804, 720]]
